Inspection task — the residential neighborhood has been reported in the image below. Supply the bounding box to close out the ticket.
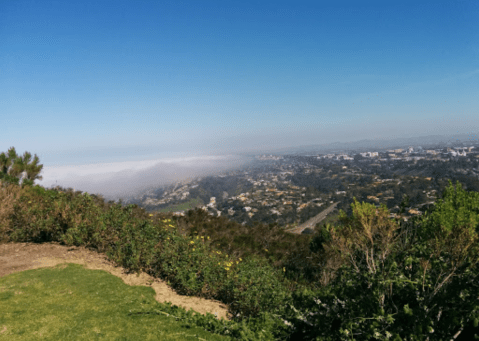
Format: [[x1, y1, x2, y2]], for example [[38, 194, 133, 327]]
[[125, 140, 479, 230]]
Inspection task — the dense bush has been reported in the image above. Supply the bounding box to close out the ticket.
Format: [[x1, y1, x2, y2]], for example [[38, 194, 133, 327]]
[[175, 208, 323, 285], [284, 181, 479, 340]]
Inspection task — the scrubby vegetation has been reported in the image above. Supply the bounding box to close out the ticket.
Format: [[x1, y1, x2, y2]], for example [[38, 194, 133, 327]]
[[1, 147, 478, 340]]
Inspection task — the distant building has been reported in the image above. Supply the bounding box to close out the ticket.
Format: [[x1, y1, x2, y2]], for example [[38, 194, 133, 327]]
[[360, 152, 378, 157], [297, 203, 310, 212], [270, 209, 282, 215]]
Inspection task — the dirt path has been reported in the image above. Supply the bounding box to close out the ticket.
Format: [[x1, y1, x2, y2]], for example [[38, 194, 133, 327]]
[[0, 242, 229, 320]]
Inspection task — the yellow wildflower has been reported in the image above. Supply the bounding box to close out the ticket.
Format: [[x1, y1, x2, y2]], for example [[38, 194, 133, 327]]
[[207, 236, 210, 240], [225, 267, 230, 271], [193, 248, 195, 251], [239, 258, 242, 261], [149, 214, 153, 217], [190, 241, 194, 244], [283, 267, 286, 272]]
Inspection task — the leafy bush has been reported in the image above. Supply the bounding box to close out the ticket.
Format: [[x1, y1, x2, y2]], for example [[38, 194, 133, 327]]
[[285, 182, 479, 340]]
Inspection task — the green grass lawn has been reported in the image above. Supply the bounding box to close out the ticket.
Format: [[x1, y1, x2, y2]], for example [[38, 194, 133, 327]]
[[155, 198, 204, 213], [0, 264, 229, 341]]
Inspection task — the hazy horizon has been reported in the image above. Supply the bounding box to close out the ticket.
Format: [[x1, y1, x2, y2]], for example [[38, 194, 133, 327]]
[[2, 0, 478, 199], [25, 132, 479, 201]]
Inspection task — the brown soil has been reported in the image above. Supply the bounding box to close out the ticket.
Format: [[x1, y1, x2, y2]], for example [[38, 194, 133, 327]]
[[0, 242, 229, 320]]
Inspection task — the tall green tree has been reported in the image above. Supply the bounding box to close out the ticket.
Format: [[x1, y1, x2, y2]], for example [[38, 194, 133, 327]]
[[0, 147, 43, 187]]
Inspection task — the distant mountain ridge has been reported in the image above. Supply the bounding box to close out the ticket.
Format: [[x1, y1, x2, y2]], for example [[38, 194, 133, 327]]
[[260, 133, 477, 155]]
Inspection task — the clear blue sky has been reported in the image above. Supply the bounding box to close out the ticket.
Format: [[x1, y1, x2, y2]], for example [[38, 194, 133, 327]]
[[2, 0, 478, 167]]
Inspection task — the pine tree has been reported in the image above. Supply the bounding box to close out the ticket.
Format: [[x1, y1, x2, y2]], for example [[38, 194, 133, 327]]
[[0, 147, 43, 187]]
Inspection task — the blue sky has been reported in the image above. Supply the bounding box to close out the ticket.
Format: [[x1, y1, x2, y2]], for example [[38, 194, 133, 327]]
[[1, 0, 478, 197]]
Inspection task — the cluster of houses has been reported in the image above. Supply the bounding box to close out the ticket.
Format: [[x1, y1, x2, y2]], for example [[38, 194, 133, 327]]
[[317, 145, 477, 162], [133, 142, 479, 222]]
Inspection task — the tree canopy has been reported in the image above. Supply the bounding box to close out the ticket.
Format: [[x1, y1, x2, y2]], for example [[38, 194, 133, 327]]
[[0, 147, 43, 187]]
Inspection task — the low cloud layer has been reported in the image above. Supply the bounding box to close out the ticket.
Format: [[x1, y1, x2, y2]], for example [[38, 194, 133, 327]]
[[38, 154, 255, 201]]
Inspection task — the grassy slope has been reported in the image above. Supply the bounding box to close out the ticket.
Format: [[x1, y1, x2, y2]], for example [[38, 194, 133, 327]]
[[0, 263, 229, 341], [154, 198, 204, 213]]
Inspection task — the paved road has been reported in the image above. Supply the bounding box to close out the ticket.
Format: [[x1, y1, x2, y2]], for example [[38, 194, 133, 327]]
[[286, 202, 339, 234]]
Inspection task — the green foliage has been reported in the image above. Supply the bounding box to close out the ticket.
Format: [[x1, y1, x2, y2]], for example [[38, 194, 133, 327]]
[[0, 147, 43, 188], [285, 182, 479, 340], [221, 257, 291, 319], [175, 208, 320, 284]]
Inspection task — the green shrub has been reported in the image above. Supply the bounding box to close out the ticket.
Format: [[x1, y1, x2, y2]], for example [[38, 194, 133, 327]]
[[285, 182, 479, 340]]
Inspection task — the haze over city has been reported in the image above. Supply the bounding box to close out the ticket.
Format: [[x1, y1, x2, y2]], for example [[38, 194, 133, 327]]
[[2, 0, 478, 199]]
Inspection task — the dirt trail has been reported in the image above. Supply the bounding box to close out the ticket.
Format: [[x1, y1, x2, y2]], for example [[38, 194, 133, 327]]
[[0, 242, 229, 320]]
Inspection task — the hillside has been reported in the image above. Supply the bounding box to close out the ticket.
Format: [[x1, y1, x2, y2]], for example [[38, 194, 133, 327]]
[[1, 147, 479, 340]]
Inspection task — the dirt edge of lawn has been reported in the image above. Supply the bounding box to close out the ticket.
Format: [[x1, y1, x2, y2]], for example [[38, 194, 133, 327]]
[[0, 241, 229, 320]]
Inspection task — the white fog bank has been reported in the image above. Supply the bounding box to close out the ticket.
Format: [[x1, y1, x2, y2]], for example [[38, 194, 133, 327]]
[[37, 154, 255, 201]]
